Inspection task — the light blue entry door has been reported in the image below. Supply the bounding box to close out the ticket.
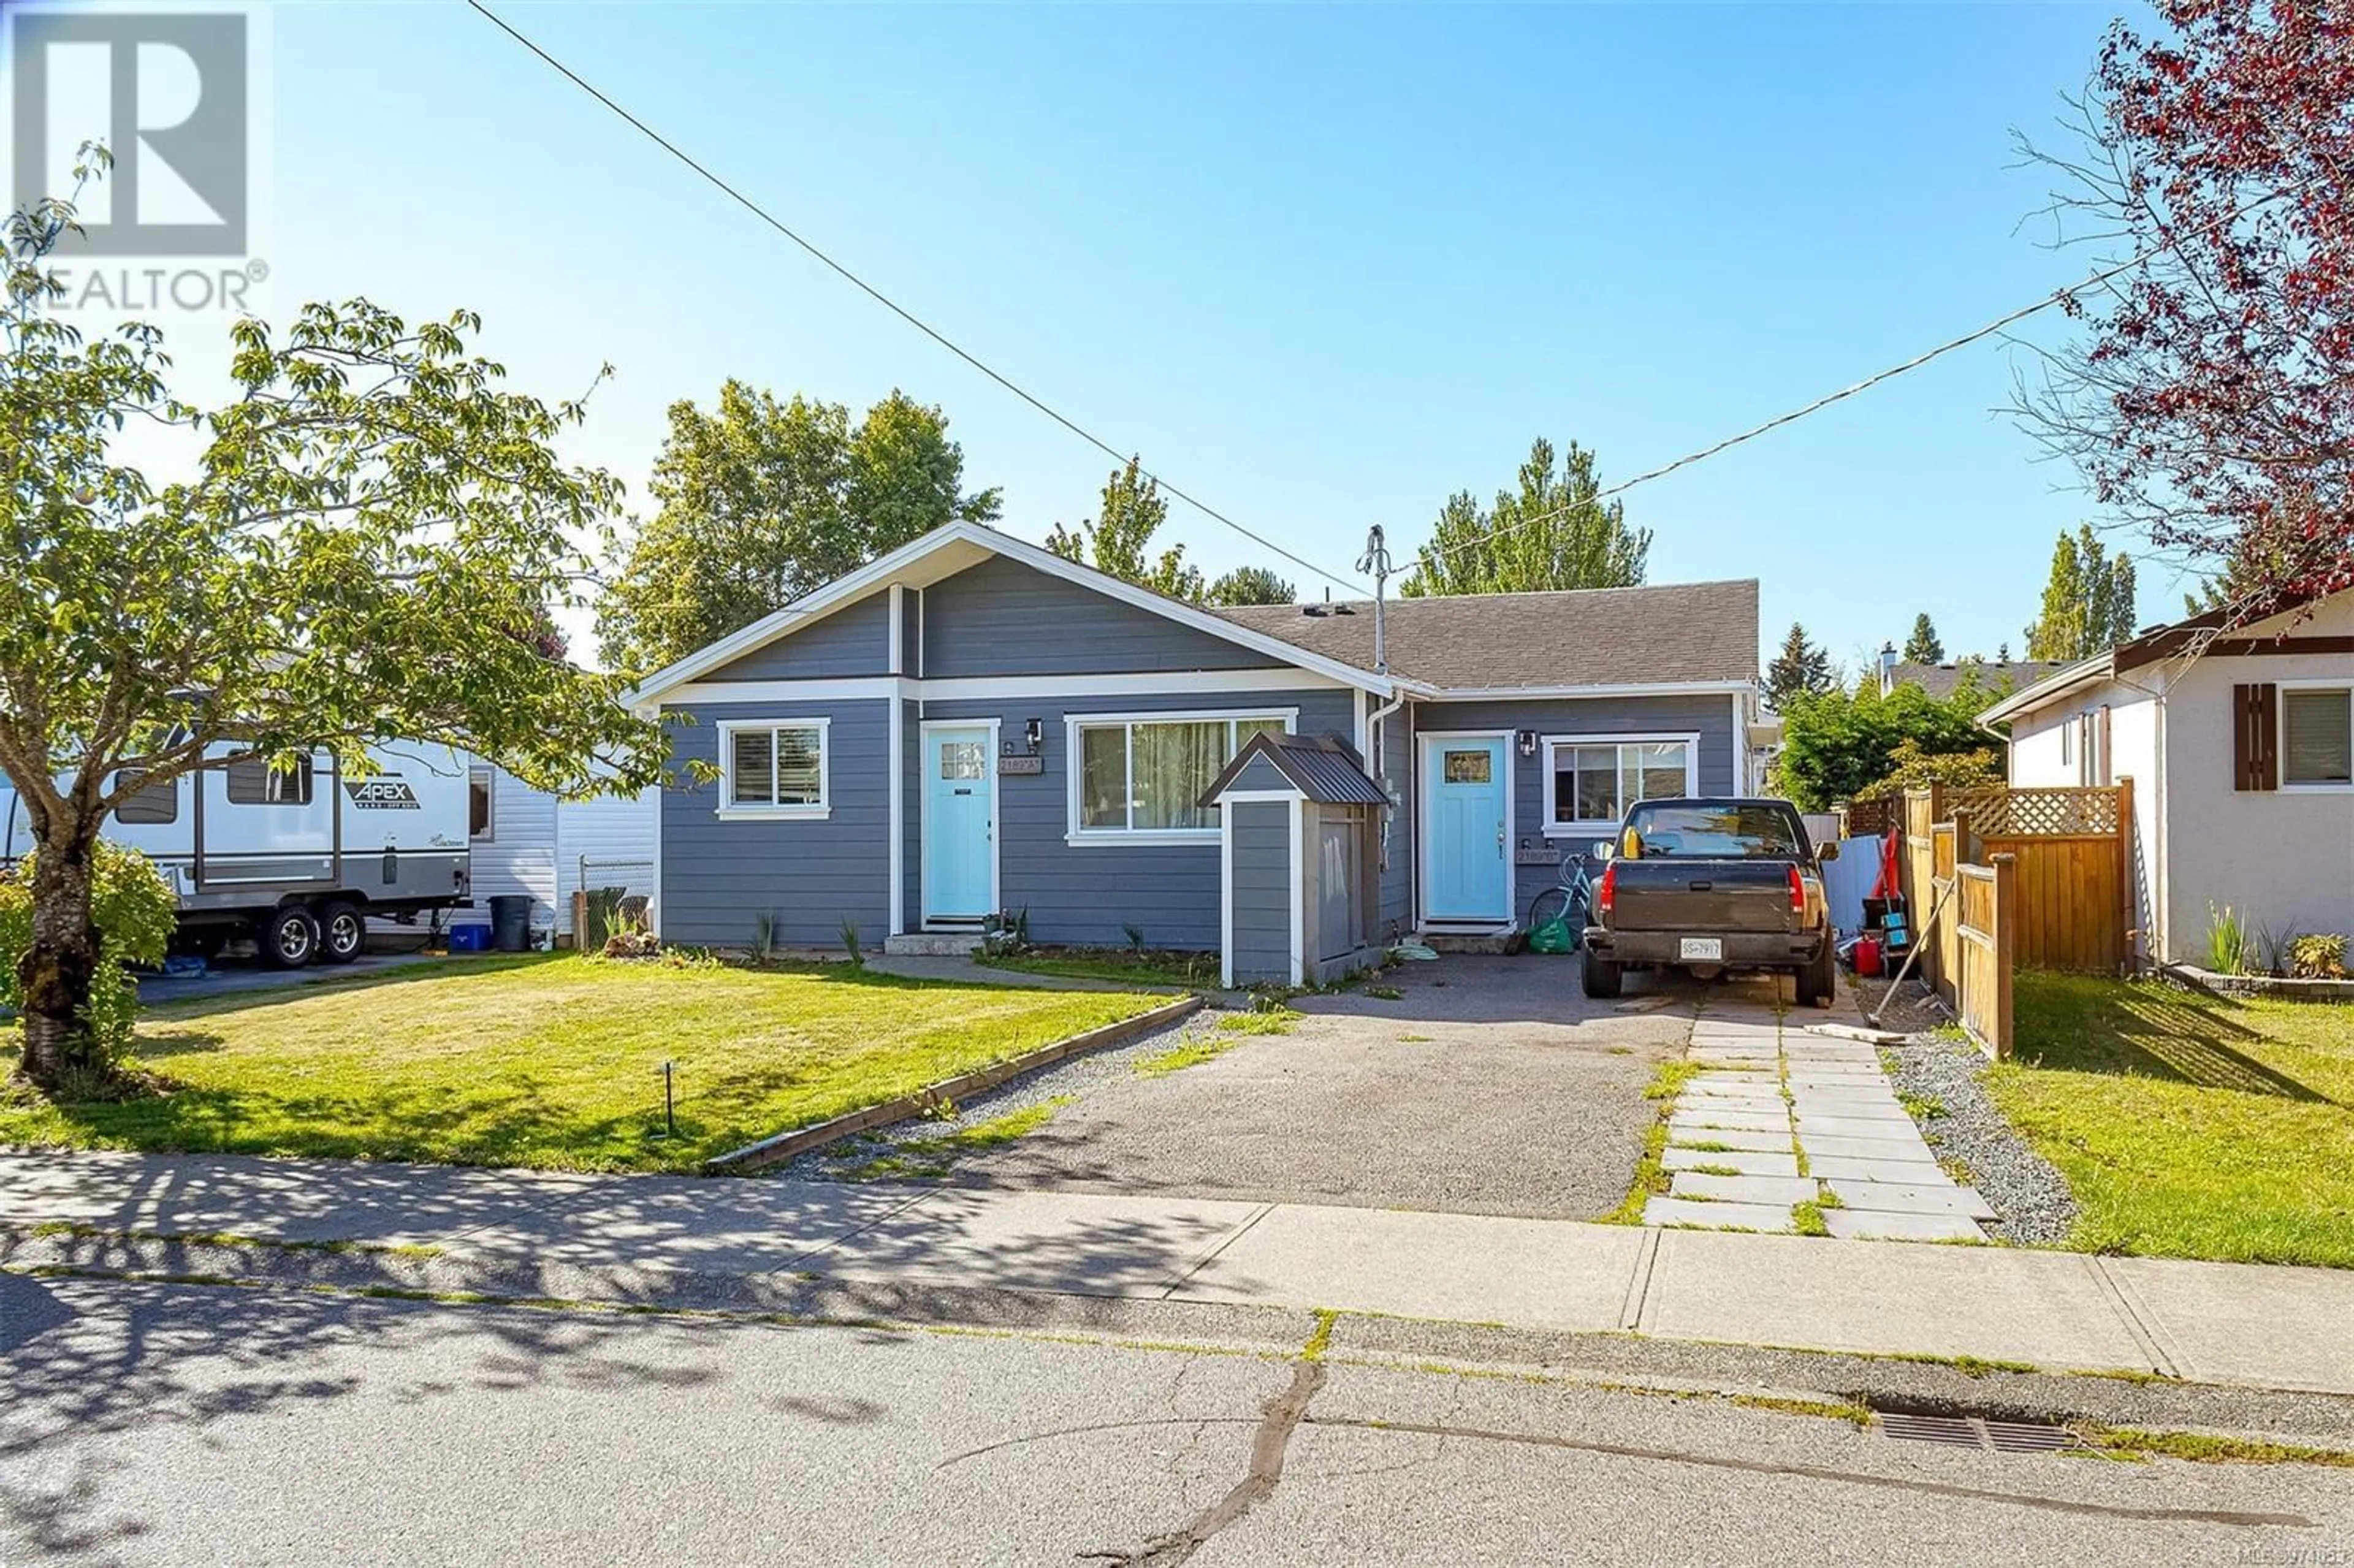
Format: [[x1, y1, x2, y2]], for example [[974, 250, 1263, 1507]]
[[924, 727, 994, 922], [1424, 736, 1508, 921]]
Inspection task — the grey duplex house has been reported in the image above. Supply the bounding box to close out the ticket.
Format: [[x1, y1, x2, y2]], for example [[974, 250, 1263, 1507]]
[[627, 521, 1762, 964]]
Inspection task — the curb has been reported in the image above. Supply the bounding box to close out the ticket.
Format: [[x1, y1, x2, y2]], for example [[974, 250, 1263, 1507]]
[[703, 994, 1204, 1174]]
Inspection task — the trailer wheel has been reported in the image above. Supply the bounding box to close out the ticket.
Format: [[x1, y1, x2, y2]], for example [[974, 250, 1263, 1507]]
[[262, 905, 321, 969], [316, 901, 365, 965]]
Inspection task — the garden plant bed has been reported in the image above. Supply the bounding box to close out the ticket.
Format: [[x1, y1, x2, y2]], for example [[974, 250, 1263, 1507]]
[[1986, 972, 2354, 1268], [974, 946, 1218, 991], [0, 954, 1172, 1174]]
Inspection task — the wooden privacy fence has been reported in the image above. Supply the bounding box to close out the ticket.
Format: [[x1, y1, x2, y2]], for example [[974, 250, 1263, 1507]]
[[1896, 780, 2135, 1059]]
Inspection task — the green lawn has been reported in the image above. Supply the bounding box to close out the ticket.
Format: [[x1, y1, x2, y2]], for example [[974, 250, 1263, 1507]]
[[0, 956, 1167, 1174], [1989, 973, 2354, 1268]]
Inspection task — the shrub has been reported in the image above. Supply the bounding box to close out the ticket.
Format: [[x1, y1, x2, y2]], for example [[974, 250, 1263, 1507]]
[[2204, 902, 2252, 976], [2286, 934, 2348, 981], [839, 916, 864, 968], [0, 843, 178, 1075]]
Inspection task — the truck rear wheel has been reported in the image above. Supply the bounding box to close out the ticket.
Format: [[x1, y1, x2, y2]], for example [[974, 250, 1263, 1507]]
[[262, 905, 321, 969], [316, 900, 365, 965], [1795, 940, 1837, 1010], [1581, 951, 1623, 999]]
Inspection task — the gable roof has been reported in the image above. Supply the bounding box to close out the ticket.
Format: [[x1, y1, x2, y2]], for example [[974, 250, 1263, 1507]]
[[624, 522, 1761, 709], [624, 521, 1407, 708], [1215, 579, 1759, 691], [1886, 660, 2063, 702], [1200, 733, 1388, 807]]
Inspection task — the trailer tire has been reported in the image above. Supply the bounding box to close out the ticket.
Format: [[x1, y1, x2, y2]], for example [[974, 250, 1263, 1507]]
[[316, 901, 365, 965], [262, 905, 321, 969]]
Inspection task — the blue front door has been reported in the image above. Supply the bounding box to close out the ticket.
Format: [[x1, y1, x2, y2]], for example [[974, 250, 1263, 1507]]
[[1424, 736, 1508, 921], [924, 728, 994, 922]]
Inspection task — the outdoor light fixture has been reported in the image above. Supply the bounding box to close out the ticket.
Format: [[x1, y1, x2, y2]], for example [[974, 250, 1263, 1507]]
[[1518, 730, 1536, 758], [1025, 717, 1043, 753]]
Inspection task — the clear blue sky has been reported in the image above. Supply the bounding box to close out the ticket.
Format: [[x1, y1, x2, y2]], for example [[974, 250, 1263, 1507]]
[[240, 1, 2169, 672]]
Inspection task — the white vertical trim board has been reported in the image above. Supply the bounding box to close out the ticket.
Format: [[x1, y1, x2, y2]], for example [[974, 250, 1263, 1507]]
[[1219, 816, 1234, 989], [888, 584, 905, 677], [1289, 797, 1306, 986]]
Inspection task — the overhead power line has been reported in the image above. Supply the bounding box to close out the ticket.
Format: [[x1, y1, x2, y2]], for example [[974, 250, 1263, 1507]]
[[465, 1, 1366, 596], [1423, 177, 2318, 565]]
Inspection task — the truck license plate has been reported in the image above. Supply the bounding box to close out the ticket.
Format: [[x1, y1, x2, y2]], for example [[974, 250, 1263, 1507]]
[[1679, 938, 1724, 962]]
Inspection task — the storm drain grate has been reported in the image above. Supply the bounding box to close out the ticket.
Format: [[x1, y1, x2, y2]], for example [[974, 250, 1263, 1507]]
[[1878, 1412, 2076, 1454]]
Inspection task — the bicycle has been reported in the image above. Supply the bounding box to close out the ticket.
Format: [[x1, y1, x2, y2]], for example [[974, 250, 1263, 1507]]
[[1526, 846, 1601, 946]]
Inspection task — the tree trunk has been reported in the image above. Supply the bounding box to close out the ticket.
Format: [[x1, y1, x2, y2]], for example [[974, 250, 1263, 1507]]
[[17, 820, 102, 1094]]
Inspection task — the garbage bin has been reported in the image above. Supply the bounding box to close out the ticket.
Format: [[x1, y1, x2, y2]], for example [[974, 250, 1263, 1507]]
[[489, 894, 533, 953]]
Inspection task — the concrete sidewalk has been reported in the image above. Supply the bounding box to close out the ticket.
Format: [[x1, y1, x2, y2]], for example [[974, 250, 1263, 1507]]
[[5, 1148, 2350, 1395]]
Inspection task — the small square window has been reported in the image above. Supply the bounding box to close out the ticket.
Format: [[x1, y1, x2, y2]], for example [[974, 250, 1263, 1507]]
[[2283, 688, 2353, 787], [723, 721, 829, 813], [1442, 750, 1491, 785]]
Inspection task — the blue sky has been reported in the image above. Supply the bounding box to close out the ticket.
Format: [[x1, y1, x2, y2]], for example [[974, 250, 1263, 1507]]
[[196, 2, 2169, 671]]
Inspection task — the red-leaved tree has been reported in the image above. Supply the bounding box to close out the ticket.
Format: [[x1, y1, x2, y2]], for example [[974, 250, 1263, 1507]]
[[2019, 0, 2354, 620]]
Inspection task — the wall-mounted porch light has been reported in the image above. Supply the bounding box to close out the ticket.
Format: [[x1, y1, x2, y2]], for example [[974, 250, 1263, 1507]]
[[1024, 717, 1044, 753], [1517, 730, 1537, 758]]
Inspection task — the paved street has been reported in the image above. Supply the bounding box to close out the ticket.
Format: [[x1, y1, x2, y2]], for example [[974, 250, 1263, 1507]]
[[7, 1273, 2351, 1567]]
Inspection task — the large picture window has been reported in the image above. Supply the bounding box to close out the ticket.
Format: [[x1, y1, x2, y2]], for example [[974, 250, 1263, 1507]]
[[2282, 686, 2353, 788], [1542, 736, 1697, 831], [720, 719, 830, 816], [1070, 712, 1290, 840]]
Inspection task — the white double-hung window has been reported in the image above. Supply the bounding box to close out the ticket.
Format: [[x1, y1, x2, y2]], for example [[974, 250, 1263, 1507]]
[[719, 719, 830, 818], [1542, 734, 1700, 832], [1068, 710, 1292, 842]]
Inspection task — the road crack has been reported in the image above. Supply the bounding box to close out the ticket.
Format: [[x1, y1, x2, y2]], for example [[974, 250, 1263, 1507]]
[[1092, 1355, 1328, 1567]]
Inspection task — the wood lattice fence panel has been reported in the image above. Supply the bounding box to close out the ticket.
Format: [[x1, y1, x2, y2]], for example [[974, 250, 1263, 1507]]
[[1901, 782, 2133, 980]]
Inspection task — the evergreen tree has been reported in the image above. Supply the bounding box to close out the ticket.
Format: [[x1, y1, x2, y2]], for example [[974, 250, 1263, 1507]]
[[2025, 524, 2138, 660], [1400, 438, 1650, 596], [1902, 614, 1945, 664], [1763, 623, 1835, 714], [1205, 566, 1295, 607]]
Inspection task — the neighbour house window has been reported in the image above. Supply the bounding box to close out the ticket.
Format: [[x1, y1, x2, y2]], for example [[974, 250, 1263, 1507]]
[[469, 765, 497, 842], [113, 769, 177, 825], [1072, 713, 1290, 837], [2282, 687, 2353, 788], [722, 720, 829, 815], [224, 755, 314, 806], [1542, 737, 1696, 831]]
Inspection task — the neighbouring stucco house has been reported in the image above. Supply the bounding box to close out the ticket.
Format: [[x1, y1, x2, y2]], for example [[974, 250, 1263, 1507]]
[[1980, 587, 2354, 966], [625, 521, 1762, 960]]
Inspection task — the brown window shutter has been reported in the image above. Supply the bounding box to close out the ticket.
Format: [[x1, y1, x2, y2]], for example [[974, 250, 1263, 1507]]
[[2233, 683, 2279, 791]]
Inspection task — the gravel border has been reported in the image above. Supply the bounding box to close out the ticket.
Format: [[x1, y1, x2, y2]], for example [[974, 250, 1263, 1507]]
[[769, 1010, 1227, 1184], [1883, 1033, 2078, 1247]]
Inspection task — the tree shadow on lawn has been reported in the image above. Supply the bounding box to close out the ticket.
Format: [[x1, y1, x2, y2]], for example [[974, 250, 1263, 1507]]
[[2012, 980, 2334, 1104]]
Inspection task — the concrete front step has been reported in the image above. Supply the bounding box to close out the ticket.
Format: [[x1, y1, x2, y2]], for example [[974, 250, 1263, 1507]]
[[881, 932, 983, 956]]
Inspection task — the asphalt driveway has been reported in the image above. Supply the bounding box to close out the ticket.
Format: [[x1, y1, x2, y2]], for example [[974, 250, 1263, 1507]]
[[928, 955, 1747, 1220]]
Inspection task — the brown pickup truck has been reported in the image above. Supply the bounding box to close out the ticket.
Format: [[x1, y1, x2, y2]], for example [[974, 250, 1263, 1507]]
[[1579, 797, 1838, 1007]]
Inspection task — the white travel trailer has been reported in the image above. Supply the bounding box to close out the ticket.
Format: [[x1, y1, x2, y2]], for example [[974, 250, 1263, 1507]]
[[1, 744, 474, 968], [462, 764, 657, 944]]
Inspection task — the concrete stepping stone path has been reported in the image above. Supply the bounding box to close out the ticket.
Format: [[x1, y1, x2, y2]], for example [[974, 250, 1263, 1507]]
[[1644, 1009, 1993, 1242]]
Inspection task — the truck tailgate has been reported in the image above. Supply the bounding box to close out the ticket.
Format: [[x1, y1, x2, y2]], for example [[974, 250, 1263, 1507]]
[[1612, 861, 1796, 933]]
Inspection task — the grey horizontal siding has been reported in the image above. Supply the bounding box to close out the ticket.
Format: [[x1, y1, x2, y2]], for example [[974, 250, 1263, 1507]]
[[1411, 693, 1740, 927], [1228, 801, 1291, 984], [706, 592, 891, 682], [920, 687, 1354, 948], [658, 699, 888, 950], [921, 555, 1290, 677]]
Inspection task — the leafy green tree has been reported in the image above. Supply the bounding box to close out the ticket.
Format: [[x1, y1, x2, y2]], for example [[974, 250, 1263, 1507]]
[[1205, 566, 1295, 607], [1762, 623, 1835, 714], [1401, 438, 1650, 596], [1047, 457, 1203, 601], [1902, 614, 1945, 664], [0, 843, 175, 1086], [597, 382, 1000, 677], [1776, 683, 1993, 812], [0, 161, 669, 1095], [2025, 524, 2138, 660]]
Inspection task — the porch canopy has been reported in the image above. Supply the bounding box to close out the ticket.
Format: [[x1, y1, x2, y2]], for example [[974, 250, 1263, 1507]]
[[1200, 733, 1388, 989]]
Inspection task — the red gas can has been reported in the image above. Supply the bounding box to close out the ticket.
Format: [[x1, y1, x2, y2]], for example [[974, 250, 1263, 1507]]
[[1853, 935, 1884, 977]]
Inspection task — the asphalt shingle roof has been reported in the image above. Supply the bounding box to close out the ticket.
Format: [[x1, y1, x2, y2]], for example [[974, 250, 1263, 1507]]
[[1213, 579, 1759, 691], [1887, 660, 2063, 702]]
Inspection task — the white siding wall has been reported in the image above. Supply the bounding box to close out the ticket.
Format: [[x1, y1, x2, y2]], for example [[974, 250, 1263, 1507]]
[[555, 790, 658, 908], [467, 766, 559, 922], [2161, 596, 2354, 963]]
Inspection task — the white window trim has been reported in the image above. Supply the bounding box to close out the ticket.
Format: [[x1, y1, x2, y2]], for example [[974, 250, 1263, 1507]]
[[1063, 707, 1298, 847], [715, 717, 832, 819], [2277, 679, 2354, 794], [468, 764, 497, 843], [1537, 731, 1702, 835]]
